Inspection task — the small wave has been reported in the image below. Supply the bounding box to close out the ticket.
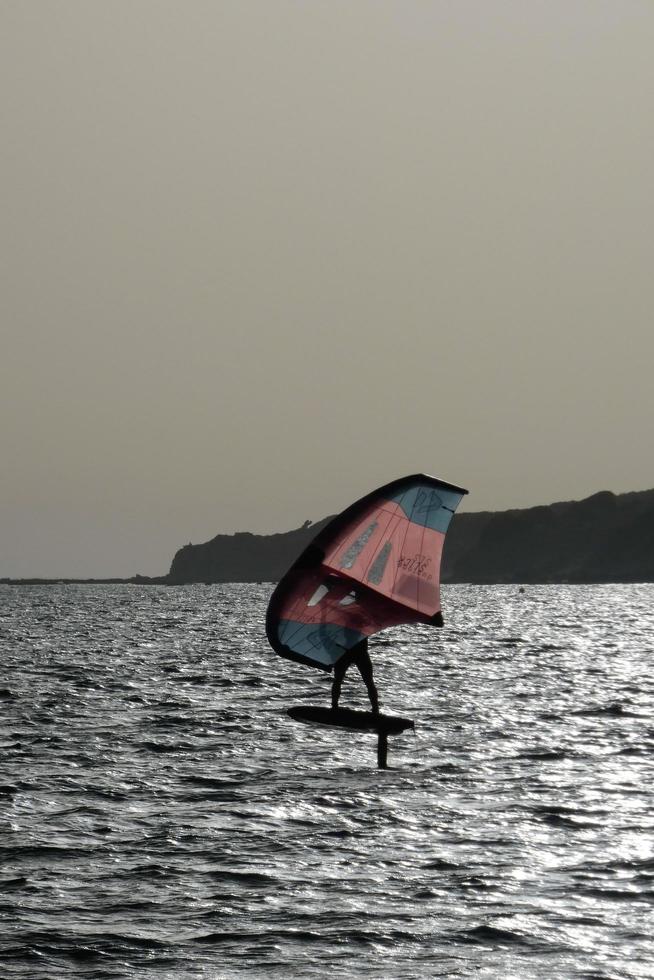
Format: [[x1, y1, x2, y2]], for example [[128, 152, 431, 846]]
[[147, 713, 197, 728], [0, 844, 101, 860], [574, 702, 628, 717], [196, 926, 417, 948], [117, 863, 186, 880], [632, 857, 654, 872], [423, 858, 459, 871], [195, 928, 325, 945], [533, 806, 606, 829], [561, 855, 654, 879], [180, 775, 250, 789], [452, 875, 493, 891], [7, 929, 172, 958], [0, 876, 29, 890], [518, 748, 567, 760], [138, 740, 194, 753], [453, 924, 536, 947], [194, 930, 257, 945], [202, 869, 278, 886], [579, 885, 654, 902]]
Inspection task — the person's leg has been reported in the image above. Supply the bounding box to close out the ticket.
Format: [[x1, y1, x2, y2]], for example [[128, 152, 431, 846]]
[[356, 654, 379, 714], [331, 659, 347, 709]]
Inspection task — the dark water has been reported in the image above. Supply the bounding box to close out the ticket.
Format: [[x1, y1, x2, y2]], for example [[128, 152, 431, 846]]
[[1, 583, 653, 979]]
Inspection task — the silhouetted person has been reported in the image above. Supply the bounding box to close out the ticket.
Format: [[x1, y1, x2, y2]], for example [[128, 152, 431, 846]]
[[331, 638, 379, 714]]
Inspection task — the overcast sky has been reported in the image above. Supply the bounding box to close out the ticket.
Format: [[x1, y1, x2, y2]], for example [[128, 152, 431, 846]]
[[1, 1, 652, 577]]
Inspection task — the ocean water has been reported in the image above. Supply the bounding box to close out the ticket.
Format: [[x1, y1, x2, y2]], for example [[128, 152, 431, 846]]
[[1, 583, 653, 980]]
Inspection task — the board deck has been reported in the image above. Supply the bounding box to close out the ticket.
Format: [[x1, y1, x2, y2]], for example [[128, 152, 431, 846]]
[[287, 705, 414, 735]]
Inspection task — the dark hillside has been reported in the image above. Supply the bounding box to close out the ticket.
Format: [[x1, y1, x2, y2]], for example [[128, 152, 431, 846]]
[[167, 489, 654, 584]]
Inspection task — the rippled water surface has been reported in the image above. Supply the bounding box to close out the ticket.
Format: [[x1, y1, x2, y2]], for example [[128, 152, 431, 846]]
[[1, 583, 653, 979]]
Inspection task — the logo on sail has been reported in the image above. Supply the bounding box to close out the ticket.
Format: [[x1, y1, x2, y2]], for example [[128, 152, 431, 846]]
[[397, 553, 433, 579]]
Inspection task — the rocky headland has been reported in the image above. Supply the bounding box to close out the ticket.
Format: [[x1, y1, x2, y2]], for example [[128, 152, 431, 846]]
[[166, 488, 654, 585]]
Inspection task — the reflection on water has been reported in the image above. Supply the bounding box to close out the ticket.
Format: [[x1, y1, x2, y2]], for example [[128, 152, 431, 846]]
[[1, 583, 653, 979]]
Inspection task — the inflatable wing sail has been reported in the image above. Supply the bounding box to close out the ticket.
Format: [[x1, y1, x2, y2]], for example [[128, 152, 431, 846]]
[[266, 474, 467, 671]]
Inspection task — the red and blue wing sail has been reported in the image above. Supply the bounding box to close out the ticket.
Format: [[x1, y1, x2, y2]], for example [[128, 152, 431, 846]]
[[266, 474, 468, 671]]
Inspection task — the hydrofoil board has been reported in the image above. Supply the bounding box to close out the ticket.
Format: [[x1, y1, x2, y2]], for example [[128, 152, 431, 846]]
[[287, 705, 414, 735]]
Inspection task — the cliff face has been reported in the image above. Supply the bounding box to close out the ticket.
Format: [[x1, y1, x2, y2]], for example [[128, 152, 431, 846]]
[[445, 490, 654, 583], [166, 489, 654, 585], [167, 520, 331, 585]]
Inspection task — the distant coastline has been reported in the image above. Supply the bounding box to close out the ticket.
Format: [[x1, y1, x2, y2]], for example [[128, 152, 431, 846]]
[[3, 488, 653, 586], [0, 576, 167, 586]]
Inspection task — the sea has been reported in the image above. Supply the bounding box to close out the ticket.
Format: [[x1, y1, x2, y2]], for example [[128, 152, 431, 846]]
[[1, 583, 653, 980]]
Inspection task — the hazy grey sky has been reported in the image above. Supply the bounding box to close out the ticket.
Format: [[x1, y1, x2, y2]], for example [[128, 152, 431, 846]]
[[2, 1, 652, 577]]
